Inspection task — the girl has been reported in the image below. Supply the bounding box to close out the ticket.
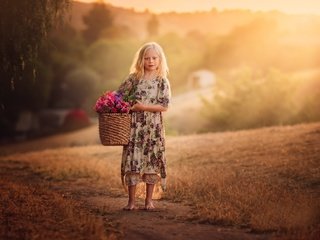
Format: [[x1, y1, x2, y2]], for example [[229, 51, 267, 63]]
[[117, 42, 171, 210]]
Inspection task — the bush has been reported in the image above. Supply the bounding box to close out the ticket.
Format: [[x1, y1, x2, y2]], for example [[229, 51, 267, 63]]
[[203, 68, 320, 131]]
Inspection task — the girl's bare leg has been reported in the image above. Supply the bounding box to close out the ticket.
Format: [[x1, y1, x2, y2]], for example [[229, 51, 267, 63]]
[[123, 185, 137, 210], [145, 183, 155, 210]]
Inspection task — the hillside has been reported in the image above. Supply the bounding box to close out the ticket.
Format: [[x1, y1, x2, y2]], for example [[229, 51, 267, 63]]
[[0, 122, 319, 239], [68, 1, 320, 39]]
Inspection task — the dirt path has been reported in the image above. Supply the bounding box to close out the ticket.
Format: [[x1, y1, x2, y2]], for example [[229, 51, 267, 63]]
[[0, 160, 271, 240]]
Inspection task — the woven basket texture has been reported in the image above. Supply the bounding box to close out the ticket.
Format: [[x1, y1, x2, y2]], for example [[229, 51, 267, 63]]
[[99, 113, 131, 146]]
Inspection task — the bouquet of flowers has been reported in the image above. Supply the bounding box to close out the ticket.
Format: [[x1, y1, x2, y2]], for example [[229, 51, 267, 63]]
[[94, 91, 131, 114], [94, 91, 131, 146]]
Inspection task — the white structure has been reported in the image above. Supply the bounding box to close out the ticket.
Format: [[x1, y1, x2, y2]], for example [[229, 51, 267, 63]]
[[187, 69, 216, 90]]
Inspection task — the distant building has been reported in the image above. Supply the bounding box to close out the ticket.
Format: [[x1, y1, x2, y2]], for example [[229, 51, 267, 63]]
[[187, 70, 216, 90]]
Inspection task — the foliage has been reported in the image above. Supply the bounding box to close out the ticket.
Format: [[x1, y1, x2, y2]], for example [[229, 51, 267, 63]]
[[156, 32, 204, 92], [62, 67, 100, 109], [100, 25, 134, 40], [45, 24, 86, 108], [203, 68, 320, 132], [147, 14, 159, 37], [0, 0, 69, 91], [82, 2, 113, 43], [85, 39, 140, 91], [203, 17, 279, 71], [2, 3, 320, 137], [0, 0, 70, 133]]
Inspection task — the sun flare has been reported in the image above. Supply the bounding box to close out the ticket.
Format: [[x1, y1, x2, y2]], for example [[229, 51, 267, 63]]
[[75, 0, 320, 15]]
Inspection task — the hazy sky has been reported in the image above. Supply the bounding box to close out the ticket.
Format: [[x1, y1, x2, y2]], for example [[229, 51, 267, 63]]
[[77, 0, 320, 15]]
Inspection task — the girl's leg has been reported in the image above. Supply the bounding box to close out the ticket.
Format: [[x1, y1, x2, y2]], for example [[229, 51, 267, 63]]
[[145, 183, 155, 209], [123, 184, 137, 210]]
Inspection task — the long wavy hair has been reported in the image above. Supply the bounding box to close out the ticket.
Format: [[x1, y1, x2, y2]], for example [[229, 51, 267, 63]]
[[129, 42, 169, 80]]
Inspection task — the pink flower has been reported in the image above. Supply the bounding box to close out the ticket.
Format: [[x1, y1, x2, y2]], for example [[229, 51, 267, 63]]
[[94, 91, 131, 113]]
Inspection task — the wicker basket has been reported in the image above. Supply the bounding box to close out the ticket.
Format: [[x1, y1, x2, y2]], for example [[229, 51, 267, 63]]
[[98, 113, 131, 146]]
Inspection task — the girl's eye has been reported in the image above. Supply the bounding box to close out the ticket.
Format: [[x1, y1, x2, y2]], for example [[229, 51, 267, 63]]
[[144, 57, 158, 60]]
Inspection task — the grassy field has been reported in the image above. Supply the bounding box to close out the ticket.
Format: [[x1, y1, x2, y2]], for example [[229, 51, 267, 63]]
[[0, 177, 109, 240], [0, 122, 319, 239]]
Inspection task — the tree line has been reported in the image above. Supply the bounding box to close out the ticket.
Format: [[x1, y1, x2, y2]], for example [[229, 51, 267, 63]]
[[1, 1, 320, 137]]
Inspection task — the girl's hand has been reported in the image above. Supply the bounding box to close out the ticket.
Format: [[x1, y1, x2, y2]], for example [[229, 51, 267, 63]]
[[131, 101, 145, 111]]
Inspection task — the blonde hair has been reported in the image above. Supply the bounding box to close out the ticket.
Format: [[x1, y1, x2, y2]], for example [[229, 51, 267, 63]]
[[130, 42, 169, 80]]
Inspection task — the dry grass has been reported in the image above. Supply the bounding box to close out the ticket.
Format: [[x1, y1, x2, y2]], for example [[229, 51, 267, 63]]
[[165, 123, 320, 237], [1, 122, 319, 237], [0, 179, 113, 240], [1, 146, 121, 188]]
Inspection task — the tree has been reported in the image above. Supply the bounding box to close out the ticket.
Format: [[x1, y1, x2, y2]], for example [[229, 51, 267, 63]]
[[0, 0, 69, 135], [82, 3, 113, 44], [62, 67, 100, 110], [85, 39, 139, 92], [0, 0, 69, 90], [147, 14, 159, 38]]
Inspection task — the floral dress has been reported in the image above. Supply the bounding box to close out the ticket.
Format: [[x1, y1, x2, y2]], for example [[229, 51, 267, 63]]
[[118, 74, 171, 189]]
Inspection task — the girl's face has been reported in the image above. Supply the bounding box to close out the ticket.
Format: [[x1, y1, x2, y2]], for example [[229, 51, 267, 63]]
[[143, 48, 160, 72]]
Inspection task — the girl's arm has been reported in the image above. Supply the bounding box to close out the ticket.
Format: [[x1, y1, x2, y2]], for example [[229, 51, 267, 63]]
[[131, 101, 167, 112]]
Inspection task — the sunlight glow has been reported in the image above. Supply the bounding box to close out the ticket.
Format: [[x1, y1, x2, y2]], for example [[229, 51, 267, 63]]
[[75, 0, 320, 15]]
